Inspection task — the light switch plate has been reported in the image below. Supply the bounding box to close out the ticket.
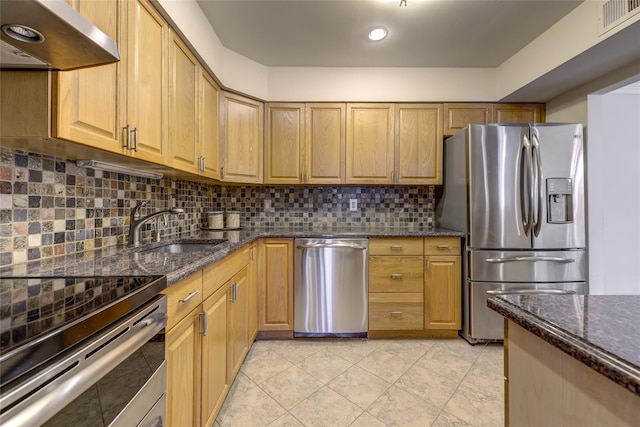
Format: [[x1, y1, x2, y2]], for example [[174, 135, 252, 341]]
[[349, 199, 358, 211]]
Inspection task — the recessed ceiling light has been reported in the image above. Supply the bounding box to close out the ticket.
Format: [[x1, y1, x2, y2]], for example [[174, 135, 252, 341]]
[[368, 27, 388, 41]]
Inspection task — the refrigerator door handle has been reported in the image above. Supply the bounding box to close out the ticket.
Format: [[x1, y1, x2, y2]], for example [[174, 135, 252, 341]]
[[531, 133, 543, 237], [521, 135, 533, 237], [485, 256, 575, 264], [486, 289, 576, 296]]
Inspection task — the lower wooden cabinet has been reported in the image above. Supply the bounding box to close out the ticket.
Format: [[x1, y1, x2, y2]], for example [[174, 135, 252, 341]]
[[166, 304, 201, 426], [164, 244, 254, 426], [258, 238, 294, 334], [368, 237, 462, 338], [200, 285, 229, 427], [228, 265, 250, 379]]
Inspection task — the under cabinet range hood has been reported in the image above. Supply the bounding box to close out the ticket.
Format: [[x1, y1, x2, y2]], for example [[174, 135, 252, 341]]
[[0, 0, 119, 70]]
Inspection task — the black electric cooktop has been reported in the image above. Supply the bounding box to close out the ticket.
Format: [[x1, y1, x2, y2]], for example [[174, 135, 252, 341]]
[[0, 275, 167, 386]]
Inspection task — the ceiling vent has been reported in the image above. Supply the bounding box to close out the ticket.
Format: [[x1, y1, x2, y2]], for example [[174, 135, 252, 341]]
[[597, 0, 640, 35]]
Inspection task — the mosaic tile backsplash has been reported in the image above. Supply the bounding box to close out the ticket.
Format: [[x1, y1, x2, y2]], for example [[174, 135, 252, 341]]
[[0, 147, 436, 266]]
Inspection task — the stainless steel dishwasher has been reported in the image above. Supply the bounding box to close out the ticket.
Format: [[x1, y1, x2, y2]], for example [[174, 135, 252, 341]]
[[294, 238, 368, 337]]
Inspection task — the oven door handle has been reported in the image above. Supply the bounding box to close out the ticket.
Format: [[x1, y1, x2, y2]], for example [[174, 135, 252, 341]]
[[0, 298, 167, 427], [486, 289, 577, 296]]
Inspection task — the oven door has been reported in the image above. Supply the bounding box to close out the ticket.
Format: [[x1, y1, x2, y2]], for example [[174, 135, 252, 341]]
[[469, 281, 585, 341], [0, 296, 167, 427]]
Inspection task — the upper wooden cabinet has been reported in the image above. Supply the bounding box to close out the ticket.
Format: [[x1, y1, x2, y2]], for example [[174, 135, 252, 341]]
[[1, 0, 169, 165], [346, 103, 443, 185], [199, 71, 221, 180], [264, 103, 346, 184], [221, 92, 264, 183], [121, 0, 169, 164], [55, 0, 122, 153], [395, 104, 443, 185], [493, 103, 545, 124], [168, 32, 221, 179], [346, 103, 396, 184], [443, 103, 493, 136], [264, 103, 305, 184], [444, 103, 546, 136], [168, 32, 199, 174]]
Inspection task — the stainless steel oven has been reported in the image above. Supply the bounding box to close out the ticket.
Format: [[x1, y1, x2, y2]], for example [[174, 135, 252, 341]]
[[0, 276, 168, 427]]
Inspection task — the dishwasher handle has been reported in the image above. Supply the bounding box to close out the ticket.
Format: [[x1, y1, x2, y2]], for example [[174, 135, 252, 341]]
[[296, 242, 368, 250], [486, 289, 577, 296]]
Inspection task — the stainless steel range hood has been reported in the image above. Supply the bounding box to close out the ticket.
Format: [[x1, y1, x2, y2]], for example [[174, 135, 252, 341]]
[[0, 0, 119, 70]]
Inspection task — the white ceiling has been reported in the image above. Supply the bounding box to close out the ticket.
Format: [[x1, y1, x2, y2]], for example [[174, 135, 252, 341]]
[[196, 0, 584, 68]]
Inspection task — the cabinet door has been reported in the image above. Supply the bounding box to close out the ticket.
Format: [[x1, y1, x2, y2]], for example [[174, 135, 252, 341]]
[[168, 31, 199, 174], [55, 0, 122, 153], [305, 103, 346, 184], [346, 104, 395, 184], [258, 238, 294, 331], [425, 256, 462, 330], [395, 104, 443, 185], [221, 92, 263, 183], [201, 286, 229, 427], [265, 103, 305, 184], [493, 103, 545, 123], [228, 266, 250, 379], [200, 70, 221, 179], [124, 0, 168, 164], [166, 308, 201, 427], [443, 103, 493, 136]]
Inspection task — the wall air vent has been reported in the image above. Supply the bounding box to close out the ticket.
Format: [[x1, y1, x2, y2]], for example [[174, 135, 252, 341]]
[[598, 0, 640, 35]]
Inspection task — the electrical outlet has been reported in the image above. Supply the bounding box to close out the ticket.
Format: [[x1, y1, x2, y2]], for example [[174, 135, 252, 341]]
[[349, 199, 358, 211], [264, 199, 271, 211]]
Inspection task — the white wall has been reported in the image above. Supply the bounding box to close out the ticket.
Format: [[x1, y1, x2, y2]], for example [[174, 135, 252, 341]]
[[587, 89, 640, 295]]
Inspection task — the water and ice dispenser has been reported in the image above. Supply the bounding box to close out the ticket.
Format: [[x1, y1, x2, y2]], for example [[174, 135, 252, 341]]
[[546, 178, 573, 223]]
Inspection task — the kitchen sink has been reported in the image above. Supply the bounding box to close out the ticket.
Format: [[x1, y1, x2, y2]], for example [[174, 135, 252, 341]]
[[143, 239, 227, 253]]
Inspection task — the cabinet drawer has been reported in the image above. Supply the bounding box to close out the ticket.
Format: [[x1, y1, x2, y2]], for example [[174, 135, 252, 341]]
[[369, 256, 423, 292], [162, 271, 203, 330], [424, 238, 461, 255], [369, 238, 423, 256], [203, 244, 251, 299], [369, 293, 424, 330]]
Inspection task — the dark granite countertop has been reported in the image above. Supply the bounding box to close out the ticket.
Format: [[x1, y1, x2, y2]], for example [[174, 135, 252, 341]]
[[488, 294, 640, 396], [0, 226, 462, 286]]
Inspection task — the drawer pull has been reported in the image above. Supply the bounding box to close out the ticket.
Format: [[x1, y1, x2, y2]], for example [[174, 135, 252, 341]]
[[437, 245, 451, 249], [179, 290, 199, 303], [390, 274, 404, 279], [390, 311, 404, 316], [390, 245, 403, 250]]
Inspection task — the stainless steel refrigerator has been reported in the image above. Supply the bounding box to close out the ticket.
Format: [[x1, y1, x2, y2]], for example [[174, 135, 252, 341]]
[[437, 123, 586, 343]]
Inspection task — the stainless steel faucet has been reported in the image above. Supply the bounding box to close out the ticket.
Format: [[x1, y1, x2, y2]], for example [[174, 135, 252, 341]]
[[128, 201, 184, 247]]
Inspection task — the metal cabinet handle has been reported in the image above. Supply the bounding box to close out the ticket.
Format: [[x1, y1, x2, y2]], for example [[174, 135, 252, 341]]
[[200, 311, 207, 336], [221, 166, 225, 179], [123, 124, 132, 150], [202, 157, 206, 171], [390, 245, 403, 250], [251, 246, 255, 260], [390, 274, 404, 279], [437, 245, 450, 249], [426, 259, 431, 272], [132, 127, 139, 152], [304, 171, 309, 182], [390, 311, 404, 316], [179, 290, 199, 303]]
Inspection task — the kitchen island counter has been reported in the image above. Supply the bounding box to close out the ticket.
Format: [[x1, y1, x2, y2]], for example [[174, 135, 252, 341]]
[[489, 294, 640, 426], [0, 226, 462, 286]]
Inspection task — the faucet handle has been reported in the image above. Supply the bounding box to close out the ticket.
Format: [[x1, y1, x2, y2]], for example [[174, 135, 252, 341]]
[[132, 200, 148, 219]]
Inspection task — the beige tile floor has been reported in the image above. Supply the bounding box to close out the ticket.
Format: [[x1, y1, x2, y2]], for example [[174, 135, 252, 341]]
[[215, 338, 504, 427]]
